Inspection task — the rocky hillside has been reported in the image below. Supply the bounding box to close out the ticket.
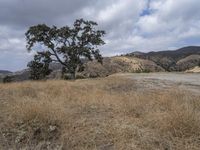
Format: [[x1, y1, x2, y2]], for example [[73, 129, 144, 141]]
[[127, 46, 200, 71]]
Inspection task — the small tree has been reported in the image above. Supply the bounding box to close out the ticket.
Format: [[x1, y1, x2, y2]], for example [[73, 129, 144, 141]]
[[27, 52, 52, 80], [26, 19, 105, 79]]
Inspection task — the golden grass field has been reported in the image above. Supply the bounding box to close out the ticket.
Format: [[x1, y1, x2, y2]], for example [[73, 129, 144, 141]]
[[0, 75, 200, 150]]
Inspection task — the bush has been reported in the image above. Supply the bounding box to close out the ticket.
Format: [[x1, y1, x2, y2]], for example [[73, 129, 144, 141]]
[[142, 69, 151, 73], [3, 75, 13, 83], [134, 68, 151, 73], [27, 53, 52, 80]]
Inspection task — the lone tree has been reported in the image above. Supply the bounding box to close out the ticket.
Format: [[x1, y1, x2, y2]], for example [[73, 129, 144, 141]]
[[27, 52, 52, 80], [26, 19, 105, 79]]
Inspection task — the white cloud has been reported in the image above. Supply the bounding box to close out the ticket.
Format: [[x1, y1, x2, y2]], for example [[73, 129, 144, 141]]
[[1, 0, 200, 70]]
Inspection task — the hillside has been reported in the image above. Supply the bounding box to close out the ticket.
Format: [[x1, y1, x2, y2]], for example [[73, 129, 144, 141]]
[[26, 46, 200, 80], [185, 66, 200, 73], [127, 46, 200, 71], [0, 70, 12, 75], [176, 55, 200, 71], [31, 56, 165, 79], [0, 70, 13, 82], [81, 56, 164, 78]]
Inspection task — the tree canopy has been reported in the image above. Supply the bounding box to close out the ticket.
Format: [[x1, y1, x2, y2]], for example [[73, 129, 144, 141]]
[[26, 19, 105, 79]]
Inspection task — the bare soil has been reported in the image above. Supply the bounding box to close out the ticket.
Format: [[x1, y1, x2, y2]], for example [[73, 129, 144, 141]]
[[114, 73, 200, 93]]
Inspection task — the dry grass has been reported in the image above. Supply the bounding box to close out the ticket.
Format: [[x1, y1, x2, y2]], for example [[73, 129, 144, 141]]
[[0, 76, 200, 150]]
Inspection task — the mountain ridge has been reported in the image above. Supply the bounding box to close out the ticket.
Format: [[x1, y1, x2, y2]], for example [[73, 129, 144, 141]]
[[126, 46, 200, 71], [0, 70, 12, 75]]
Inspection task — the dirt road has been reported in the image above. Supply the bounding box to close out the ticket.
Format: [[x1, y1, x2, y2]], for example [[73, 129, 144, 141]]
[[114, 73, 200, 93]]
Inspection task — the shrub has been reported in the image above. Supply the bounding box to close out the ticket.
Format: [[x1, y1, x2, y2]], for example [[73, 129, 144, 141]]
[[3, 75, 13, 83]]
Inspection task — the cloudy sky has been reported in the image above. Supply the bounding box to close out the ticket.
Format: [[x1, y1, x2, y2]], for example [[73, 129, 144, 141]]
[[1, 0, 200, 71]]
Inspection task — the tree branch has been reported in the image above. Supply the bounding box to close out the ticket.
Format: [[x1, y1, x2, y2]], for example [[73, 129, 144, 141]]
[[50, 47, 67, 66]]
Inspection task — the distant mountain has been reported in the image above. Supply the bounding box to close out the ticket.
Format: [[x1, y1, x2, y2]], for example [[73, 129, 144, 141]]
[[11, 69, 30, 81], [126, 46, 200, 71], [0, 70, 12, 75], [0, 70, 12, 82]]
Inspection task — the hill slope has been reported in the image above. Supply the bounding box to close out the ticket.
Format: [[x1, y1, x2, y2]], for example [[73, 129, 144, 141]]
[[127, 46, 200, 71], [185, 66, 200, 73], [0, 70, 12, 75], [81, 56, 164, 78], [48, 56, 164, 79]]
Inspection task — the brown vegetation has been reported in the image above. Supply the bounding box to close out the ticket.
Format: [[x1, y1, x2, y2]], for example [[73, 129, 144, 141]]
[[0, 76, 200, 149]]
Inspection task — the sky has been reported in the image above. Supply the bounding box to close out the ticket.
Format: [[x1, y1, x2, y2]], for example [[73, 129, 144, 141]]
[[1, 0, 200, 71]]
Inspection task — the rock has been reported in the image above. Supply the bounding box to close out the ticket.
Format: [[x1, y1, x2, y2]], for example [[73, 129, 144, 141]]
[[49, 125, 57, 132]]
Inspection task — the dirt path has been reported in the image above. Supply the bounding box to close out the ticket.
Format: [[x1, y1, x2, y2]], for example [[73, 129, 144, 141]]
[[114, 73, 200, 94]]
